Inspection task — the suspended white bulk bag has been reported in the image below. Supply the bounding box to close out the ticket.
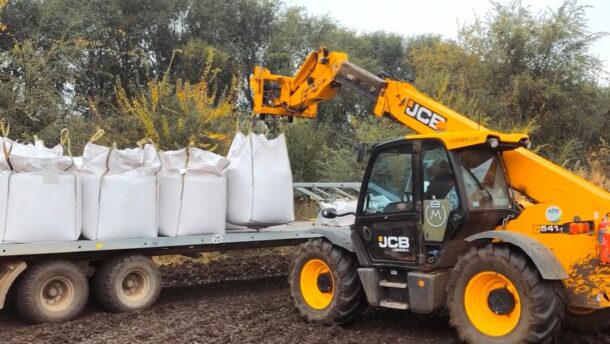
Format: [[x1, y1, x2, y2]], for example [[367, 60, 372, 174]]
[[226, 133, 294, 226], [3, 172, 81, 242], [158, 148, 229, 237], [81, 143, 161, 240], [225, 133, 253, 225]]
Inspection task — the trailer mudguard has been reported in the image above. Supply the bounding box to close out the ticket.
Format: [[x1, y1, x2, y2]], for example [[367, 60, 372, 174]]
[[465, 231, 568, 280], [307, 227, 354, 252], [0, 261, 26, 309]]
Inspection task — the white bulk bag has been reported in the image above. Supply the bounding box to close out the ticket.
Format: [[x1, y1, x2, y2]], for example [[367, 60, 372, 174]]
[[3, 172, 81, 242], [0, 138, 81, 243], [81, 143, 161, 240], [226, 133, 294, 226], [158, 148, 230, 237]]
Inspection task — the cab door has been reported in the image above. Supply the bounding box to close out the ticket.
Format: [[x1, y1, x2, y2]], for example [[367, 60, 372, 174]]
[[353, 140, 421, 267]]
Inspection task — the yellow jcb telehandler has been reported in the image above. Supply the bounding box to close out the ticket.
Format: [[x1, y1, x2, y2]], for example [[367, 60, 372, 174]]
[[250, 48, 610, 343]]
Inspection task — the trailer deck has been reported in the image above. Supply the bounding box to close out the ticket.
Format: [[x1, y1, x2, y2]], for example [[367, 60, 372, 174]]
[[0, 222, 325, 258]]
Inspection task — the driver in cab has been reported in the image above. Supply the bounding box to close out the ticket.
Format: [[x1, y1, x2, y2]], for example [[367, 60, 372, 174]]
[[425, 159, 458, 210]]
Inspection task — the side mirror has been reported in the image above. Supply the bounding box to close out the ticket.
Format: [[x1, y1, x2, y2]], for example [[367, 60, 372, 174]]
[[322, 208, 356, 219], [321, 208, 337, 219]]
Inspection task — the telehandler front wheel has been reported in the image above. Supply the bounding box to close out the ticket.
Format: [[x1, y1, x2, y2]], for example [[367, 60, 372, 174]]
[[446, 244, 565, 344], [290, 238, 365, 325]]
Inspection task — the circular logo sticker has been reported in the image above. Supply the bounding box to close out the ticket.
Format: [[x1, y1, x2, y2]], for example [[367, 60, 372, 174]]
[[425, 200, 448, 228], [545, 206, 562, 223]]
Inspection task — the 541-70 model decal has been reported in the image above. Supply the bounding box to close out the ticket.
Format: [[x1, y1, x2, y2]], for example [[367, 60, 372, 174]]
[[405, 100, 447, 130]]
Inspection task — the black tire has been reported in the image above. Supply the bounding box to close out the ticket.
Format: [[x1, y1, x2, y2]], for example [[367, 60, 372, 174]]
[[446, 244, 565, 344], [290, 238, 365, 325], [93, 254, 161, 313], [15, 260, 89, 323], [566, 307, 610, 332]]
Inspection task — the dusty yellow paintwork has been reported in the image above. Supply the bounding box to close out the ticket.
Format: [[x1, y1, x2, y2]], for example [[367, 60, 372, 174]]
[[250, 48, 610, 310], [502, 147, 610, 308]]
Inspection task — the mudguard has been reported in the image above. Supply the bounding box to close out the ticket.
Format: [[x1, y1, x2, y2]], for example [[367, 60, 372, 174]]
[[307, 227, 354, 252], [0, 261, 26, 309], [466, 231, 568, 280]]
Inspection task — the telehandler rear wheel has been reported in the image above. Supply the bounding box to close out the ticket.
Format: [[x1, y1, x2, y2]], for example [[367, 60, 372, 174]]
[[566, 307, 610, 332], [290, 238, 365, 325], [446, 244, 565, 344]]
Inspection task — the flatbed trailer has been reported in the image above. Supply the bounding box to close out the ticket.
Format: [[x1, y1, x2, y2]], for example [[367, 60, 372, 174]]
[[0, 183, 357, 324], [0, 222, 348, 323]]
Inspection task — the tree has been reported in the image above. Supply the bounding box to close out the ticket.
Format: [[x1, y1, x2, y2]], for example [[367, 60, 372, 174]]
[[0, 39, 81, 140], [186, 0, 280, 109]]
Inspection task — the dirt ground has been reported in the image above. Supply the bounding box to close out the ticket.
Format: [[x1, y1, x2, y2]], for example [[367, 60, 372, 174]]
[[0, 249, 608, 344]]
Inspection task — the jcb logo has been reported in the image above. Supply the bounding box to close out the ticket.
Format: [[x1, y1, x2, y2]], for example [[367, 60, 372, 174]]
[[405, 100, 446, 130], [378, 236, 410, 252]]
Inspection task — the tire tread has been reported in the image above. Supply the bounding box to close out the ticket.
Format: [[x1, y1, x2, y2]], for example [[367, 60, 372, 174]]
[[446, 244, 565, 344], [290, 238, 365, 325]]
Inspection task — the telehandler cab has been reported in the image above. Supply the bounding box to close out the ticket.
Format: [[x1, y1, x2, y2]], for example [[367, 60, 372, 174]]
[[250, 48, 610, 343]]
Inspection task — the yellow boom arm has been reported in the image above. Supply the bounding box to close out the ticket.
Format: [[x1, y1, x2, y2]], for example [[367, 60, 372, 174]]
[[252, 49, 485, 133]]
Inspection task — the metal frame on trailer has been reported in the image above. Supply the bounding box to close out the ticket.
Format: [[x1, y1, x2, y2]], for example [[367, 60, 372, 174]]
[[0, 223, 323, 258], [293, 182, 360, 201]]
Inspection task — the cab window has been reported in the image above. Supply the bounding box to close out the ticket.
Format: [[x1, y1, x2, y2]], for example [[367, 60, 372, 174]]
[[362, 145, 413, 214], [456, 149, 511, 210], [422, 143, 459, 210]]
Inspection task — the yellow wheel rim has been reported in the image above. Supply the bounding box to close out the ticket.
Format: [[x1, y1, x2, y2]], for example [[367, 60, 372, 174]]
[[300, 259, 334, 310], [464, 271, 521, 337]]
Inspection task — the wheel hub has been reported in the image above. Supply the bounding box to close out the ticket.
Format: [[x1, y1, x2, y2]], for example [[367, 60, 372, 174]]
[[487, 287, 516, 315], [317, 273, 332, 293], [299, 259, 335, 310], [40, 277, 75, 310], [46, 286, 59, 298], [123, 277, 137, 292], [120, 270, 150, 302]]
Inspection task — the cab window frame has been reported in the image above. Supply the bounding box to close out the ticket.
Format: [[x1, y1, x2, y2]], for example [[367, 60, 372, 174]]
[[453, 146, 514, 212], [357, 141, 417, 217], [421, 140, 461, 212]]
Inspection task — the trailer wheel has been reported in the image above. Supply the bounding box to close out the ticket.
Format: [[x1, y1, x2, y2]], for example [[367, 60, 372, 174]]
[[446, 244, 565, 344], [290, 238, 365, 325], [15, 260, 89, 323], [93, 254, 161, 313], [566, 307, 610, 332]]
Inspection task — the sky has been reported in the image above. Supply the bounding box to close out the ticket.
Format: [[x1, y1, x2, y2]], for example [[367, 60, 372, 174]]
[[284, 0, 610, 78]]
